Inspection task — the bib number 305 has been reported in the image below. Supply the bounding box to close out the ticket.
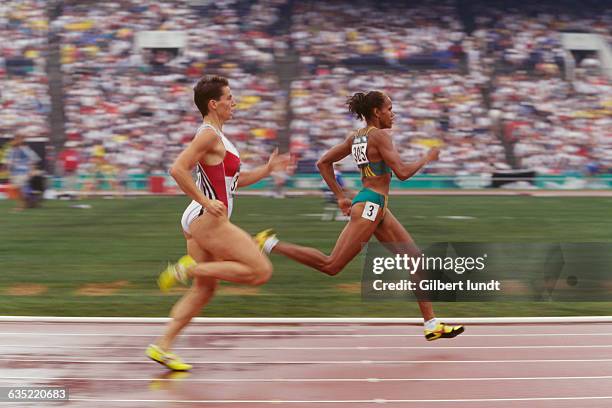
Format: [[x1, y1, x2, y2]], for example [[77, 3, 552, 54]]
[[361, 201, 380, 221], [352, 142, 368, 165]]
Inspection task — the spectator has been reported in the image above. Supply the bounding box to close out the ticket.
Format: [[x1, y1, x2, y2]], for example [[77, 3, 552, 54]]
[[6, 135, 40, 211], [57, 140, 81, 195]]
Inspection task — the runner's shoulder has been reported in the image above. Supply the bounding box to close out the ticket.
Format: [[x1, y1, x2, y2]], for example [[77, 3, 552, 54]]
[[367, 128, 391, 145], [193, 127, 221, 149]]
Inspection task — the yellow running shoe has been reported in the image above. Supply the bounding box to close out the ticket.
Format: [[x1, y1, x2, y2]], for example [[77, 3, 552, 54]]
[[254, 228, 276, 252], [146, 344, 192, 371], [425, 322, 465, 341], [157, 255, 196, 292]]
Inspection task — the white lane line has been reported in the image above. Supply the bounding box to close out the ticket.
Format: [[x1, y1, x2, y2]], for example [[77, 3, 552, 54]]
[[2, 375, 612, 383], [1, 344, 612, 350], [2, 332, 612, 337], [2, 358, 612, 364], [62, 396, 612, 404]]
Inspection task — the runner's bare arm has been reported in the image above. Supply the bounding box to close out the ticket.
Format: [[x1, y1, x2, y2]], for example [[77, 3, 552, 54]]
[[373, 130, 439, 181], [317, 136, 352, 201], [238, 148, 291, 188], [170, 129, 226, 216]]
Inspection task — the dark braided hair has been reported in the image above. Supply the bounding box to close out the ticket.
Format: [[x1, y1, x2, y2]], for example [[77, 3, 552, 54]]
[[347, 91, 386, 121]]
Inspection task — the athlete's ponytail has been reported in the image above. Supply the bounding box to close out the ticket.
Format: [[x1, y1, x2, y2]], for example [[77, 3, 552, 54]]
[[347, 91, 386, 121]]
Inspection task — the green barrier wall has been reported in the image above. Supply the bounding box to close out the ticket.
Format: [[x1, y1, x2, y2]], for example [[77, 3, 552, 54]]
[[51, 173, 612, 191]]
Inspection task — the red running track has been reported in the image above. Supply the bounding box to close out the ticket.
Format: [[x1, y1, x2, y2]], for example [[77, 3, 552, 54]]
[[0, 321, 611, 407]]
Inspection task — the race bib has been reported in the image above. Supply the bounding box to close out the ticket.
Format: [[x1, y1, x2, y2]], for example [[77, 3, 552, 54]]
[[361, 201, 380, 221], [230, 174, 239, 195], [352, 142, 369, 166]]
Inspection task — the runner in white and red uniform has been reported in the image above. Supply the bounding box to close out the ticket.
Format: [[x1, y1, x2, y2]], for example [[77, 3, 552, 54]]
[[146, 76, 290, 371], [181, 123, 241, 232]]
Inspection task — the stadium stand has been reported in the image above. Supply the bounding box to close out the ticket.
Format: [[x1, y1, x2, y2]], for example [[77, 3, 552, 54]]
[[1, 0, 610, 191]]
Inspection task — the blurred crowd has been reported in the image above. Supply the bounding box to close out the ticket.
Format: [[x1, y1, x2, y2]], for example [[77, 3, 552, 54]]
[[2, 0, 611, 189], [54, 0, 286, 72], [492, 71, 611, 174], [54, 0, 286, 180], [0, 0, 50, 140], [291, 0, 464, 69], [463, 1, 612, 175], [469, 3, 567, 76]]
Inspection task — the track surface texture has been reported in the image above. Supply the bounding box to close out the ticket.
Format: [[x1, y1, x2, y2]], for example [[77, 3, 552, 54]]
[[0, 321, 611, 407]]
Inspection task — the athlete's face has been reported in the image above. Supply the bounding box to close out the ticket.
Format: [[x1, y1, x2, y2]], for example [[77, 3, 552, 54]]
[[212, 86, 236, 121], [374, 96, 395, 129]]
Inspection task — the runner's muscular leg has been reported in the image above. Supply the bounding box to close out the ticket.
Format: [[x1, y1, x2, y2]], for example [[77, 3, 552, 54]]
[[271, 202, 382, 276], [187, 213, 273, 286], [374, 210, 435, 321], [158, 233, 218, 351]]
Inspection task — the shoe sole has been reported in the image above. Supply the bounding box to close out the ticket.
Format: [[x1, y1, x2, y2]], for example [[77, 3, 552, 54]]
[[426, 326, 465, 341], [147, 355, 191, 371]]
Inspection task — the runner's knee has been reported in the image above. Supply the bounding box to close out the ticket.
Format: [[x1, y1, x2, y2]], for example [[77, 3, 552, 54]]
[[249, 257, 273, 286]]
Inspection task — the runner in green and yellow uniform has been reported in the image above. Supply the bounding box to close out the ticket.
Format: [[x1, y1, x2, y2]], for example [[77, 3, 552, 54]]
[[257, 90, 464, 340]]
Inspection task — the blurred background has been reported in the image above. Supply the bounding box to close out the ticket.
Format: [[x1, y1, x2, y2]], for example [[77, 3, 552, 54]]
[[0, 0, 610, 317]]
